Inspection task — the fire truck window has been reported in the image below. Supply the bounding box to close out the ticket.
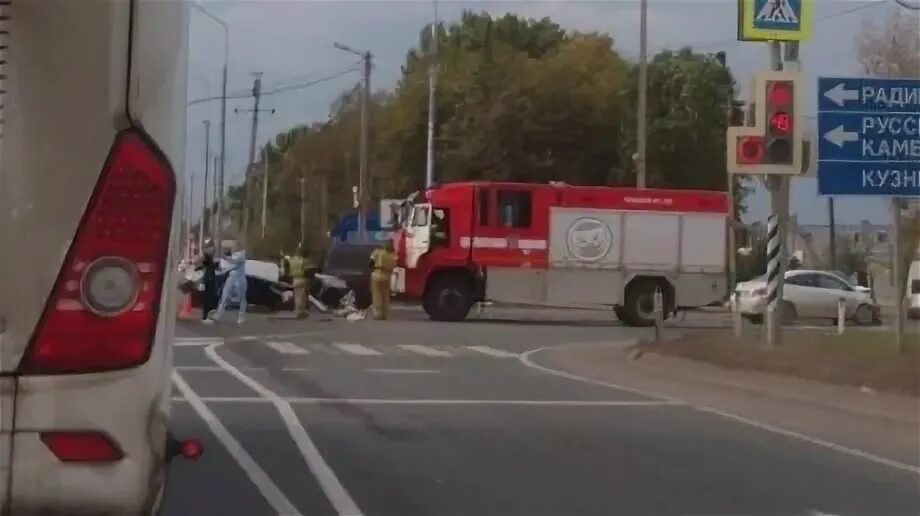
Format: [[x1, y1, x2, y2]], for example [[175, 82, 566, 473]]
[[432, 209, 449, 245], [477, 189, 490, 226], [413, 206, 430, 227], [497, 190, 532, 228]]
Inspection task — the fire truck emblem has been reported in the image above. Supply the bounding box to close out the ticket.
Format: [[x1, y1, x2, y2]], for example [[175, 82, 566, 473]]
[[566, 217, 612, 262]]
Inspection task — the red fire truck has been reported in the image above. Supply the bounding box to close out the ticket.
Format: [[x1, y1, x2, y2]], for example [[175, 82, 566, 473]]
[[392, 181, 730, 326]]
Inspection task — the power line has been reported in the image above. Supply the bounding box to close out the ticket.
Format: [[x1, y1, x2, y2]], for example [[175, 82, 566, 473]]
[[187, 67, 359, 107]]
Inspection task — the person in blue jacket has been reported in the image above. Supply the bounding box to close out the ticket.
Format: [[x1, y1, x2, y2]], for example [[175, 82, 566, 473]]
[[212, 241, 248, 324]]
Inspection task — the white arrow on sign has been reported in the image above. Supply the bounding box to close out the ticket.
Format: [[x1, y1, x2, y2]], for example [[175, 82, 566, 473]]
[[823, 83, 859, 107], [823, 125, 859, 147]]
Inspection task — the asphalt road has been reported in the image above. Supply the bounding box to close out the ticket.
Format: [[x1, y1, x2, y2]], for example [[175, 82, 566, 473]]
[[161, 307, 920, 516]]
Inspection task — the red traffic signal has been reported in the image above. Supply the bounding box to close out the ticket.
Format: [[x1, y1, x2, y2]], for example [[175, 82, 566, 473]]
[[769, 112, 793, 136], [737, 136, 764, 164], [767, 81, 793, 107]]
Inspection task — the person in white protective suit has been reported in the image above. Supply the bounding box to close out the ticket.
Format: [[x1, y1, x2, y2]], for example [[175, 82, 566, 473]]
[[212, 242, 248, 324]]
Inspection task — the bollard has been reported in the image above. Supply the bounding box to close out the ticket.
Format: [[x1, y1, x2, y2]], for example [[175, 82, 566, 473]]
[[653, 288, 664, 342], [732, 292, 743, 338], [837, 297, 846, 335]]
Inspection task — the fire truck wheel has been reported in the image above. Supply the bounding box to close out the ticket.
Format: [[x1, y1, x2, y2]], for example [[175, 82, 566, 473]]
[[425, 275, 474, 322], [622, 279, 672, 327]]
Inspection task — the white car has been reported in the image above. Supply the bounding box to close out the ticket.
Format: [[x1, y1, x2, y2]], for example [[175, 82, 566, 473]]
[[0, 1, 197, 514], [735, 269, 878, 326]]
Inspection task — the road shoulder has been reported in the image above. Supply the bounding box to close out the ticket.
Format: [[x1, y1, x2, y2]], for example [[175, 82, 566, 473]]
[[525, 340, 920, 471]]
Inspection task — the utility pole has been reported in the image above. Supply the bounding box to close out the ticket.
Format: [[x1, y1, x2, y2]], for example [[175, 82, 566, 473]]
[[201, 120, 211, 251], [299, 175, 307, 248], [334, 42, 373, 242], [188, 174, 196, 260], [425, 0, 439, 188], [828, 197, 837, 270], [359, 52, 372, 242], [213, 155, 220, 243], [635, 0, 649, 189], [261, 143, 269, 240], [235, 73, 275, 245], [892, 199, 905, 352], [318, 174, 329, 244]]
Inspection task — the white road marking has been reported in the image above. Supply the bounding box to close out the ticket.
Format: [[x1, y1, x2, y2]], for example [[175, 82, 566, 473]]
[[204, 343, 364, 516], [264, 340, 310, 355], [399, 344, 452, 357], [174, 338, 223, 347], [174, 365, 225, 371], [175, 396, 681, 406], [333, 342, 381, 356], [520, 345, 920, 476], [465, 346, 519, 358], [239, 336, 258, 341], [365, 368, 440, 374], [171, 373, 302, 516]]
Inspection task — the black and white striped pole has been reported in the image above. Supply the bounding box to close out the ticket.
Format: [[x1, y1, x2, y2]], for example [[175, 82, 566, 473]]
[[765, 214, 783, 346]]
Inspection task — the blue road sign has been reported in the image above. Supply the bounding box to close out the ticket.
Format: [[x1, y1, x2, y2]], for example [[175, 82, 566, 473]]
[[817, 77, 920, 197], [752, 0, 803, 32]]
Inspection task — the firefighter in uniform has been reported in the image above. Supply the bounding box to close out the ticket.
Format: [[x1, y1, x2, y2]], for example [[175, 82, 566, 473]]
[[369, 240, 396, 320], [289, 246, 310, 319]]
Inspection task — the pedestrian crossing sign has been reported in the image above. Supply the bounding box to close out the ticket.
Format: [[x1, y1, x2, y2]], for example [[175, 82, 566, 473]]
[[738, 0, 813, 42]]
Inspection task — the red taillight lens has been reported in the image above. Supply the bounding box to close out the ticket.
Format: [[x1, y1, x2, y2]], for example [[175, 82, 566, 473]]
[[40, 431, 124, 463], [20, 129, 176, 375]]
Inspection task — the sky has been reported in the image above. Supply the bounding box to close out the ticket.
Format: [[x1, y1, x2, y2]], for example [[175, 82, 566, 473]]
[[184, 0, 904, 226]]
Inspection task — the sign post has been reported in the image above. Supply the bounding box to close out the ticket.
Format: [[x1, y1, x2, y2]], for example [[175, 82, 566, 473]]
[[817, 77, 920, 352]]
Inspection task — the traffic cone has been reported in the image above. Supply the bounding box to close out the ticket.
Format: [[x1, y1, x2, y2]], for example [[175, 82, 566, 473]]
[[178, 292, 195, 320]]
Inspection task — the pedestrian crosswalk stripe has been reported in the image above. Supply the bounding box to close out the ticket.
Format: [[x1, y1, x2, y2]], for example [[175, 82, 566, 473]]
[[465, 346, 519, 358], [333, 342, 382, 356], [399, 344, 452, 357], [175, 337, 223, 347], [264, 341, 309, 355]]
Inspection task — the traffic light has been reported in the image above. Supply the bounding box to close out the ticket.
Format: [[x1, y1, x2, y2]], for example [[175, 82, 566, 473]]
[[727, 70, 803, 175]]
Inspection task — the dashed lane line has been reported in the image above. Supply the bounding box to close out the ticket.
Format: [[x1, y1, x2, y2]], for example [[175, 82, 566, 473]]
[[398, 344, 452, 357], [464, 345, 520, 358], [333, 342, 381, 356], [264, 341, 310, 355]]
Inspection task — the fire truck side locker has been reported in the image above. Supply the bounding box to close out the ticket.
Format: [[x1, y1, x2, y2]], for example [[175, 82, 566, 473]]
[[484, 207, 726, 324]]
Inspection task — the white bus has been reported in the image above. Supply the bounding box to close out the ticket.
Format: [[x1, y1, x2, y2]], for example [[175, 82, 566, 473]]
[[0, 1, 194, 513]]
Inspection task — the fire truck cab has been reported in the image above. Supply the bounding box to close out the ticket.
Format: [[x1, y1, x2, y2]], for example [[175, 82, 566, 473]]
[[392, 181, 730, 326]]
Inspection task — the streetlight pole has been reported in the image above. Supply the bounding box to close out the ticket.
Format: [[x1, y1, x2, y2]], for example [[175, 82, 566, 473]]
[[191, 3, 229, 250], [201, 120, 211, 251], [425, 0, 439, 189], [334, 42, 373, 242], [636, 0, 649, 189]]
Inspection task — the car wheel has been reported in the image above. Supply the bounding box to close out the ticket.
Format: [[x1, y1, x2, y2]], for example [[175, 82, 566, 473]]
[[853, 304, 874, 326]]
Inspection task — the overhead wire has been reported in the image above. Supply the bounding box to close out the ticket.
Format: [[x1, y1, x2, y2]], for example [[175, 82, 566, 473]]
[[187, 66, 360, 107]]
